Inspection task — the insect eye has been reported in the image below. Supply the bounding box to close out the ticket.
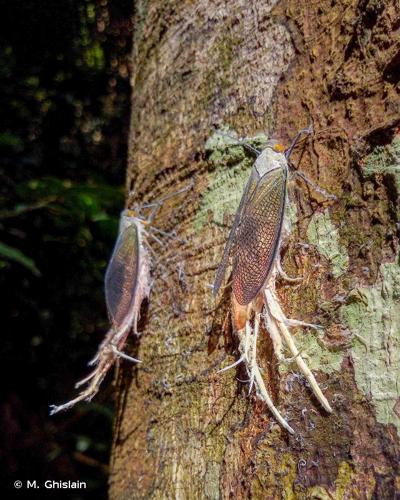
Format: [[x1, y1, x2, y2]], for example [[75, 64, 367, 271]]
[[272, 143, 286, 153], [126, 209, 138, 218]]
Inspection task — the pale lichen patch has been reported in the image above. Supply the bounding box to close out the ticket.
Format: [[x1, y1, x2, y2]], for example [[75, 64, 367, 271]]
[[194, 131, 268, 232], [363, 136, 400, 193], [204, 461, 221, 500], [279, 329, 344, 375], [340, 257, 400, 433], [306, 211, 349, 277]]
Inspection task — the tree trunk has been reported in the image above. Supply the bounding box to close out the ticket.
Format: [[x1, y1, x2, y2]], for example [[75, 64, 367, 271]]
[[110, 0, 400, 498]]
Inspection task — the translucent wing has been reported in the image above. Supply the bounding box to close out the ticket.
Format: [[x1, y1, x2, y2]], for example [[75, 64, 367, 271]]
[[232, 167, 287, 305], [105, 221, 140, 330], [213, 168, 260, 296]]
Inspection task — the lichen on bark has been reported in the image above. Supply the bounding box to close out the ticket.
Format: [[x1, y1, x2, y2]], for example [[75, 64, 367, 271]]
[[340, 257, 400, 433], [194, 131, 268, 232], [307, 211, 349, 278], [362, 136, 400, 195]]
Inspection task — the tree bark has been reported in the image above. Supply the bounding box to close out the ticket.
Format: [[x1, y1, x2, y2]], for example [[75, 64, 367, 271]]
[[110, 0, 400, 498]]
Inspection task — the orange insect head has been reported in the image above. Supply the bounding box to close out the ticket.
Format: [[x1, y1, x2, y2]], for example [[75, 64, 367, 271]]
[[125, 208, 138, 218], [272, 143, 286, 153]]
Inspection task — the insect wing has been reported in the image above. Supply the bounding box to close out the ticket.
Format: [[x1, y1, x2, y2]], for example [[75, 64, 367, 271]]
[[105, 221, 140, 330], [213, 168, 260, 296], [232, 166, 287, 305]]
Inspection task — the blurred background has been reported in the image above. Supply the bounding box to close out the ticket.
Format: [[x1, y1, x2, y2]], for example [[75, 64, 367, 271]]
[[0, 0, 133, 496]]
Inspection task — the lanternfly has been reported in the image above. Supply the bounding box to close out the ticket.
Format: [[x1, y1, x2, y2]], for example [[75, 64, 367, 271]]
[[214, 128, 333, 434], [50, 185, 191, 414]]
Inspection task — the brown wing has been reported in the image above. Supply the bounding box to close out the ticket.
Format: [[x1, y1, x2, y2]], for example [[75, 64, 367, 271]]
[[213, 168, 260, 296], [105, 221, 140, 329], [232, 167, 287, 305]]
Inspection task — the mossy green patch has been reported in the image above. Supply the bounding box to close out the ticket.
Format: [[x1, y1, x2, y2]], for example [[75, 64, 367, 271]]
[[306, 212, 349, 277], [305, 461, 360, 500], [363, 136, 400, 192], [333, 461, 355, 500], [194, 130, 268, 232], [340, 257, 400, 433]]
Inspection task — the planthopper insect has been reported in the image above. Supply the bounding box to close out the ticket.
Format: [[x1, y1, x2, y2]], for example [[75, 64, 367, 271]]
[[50, 184, 192, 414], [213, 127, 334, 434]]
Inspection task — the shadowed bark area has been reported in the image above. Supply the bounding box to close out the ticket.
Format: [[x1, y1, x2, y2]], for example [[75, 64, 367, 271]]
[[110, 0, 400, 498]]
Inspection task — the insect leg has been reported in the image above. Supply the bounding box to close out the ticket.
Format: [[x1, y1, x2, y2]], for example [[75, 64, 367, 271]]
[[142, 181, 194, 222], [242, 321, 252, 361], [225, 312, 294, 433], [284, 317, 323, 331], [49, 367, 108, 415], [49, 395, 90, 415], [268, 288, 322, 331], [285, 124, 313, 160], [214, 130, 261, 156], [263, 308, 284, 360], [147, 231, 164, 247], [264, 306, 314, 366], [292, 170, 337, 201], [149, 226, 186, 244], [50, 341, 137, 414], [146, 201, 162, 221], [253, 372, 295, 434], [248, 311, 261, 394], [142, 237, 158, 260], [217, 321, 250, 374], [276, 258, 302, 283], [248, 318, 295, 434], [217, 355, 246, 373], [75, 368, 98, 388], [88, 353, 100, 366], [264, 289, 332, 413], [87, 328, 116, 366], [111, 344, 141, 363]]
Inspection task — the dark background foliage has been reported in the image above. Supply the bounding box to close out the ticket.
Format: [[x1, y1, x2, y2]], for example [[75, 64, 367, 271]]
[[0, 0, 132, 496]]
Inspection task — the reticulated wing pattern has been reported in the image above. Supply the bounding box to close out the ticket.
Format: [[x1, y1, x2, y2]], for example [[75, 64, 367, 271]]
[[213, 169, 260, 296], [105, 222, 140, 330], [232, 167, 286, 305]]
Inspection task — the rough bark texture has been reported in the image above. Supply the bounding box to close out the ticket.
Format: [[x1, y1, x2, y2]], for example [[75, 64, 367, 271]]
[[110, 0, 400, 498]]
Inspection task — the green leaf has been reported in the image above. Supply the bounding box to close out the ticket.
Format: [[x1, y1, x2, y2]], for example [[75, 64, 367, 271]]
[[0, 241, 41, 276]]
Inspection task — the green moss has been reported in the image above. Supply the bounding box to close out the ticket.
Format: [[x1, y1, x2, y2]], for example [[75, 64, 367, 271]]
[[306, 212, 349, 277], [304, 486, 332, 499], [334, 461, 355, 500], [194, 130, 267, 232], [304, 462, 363, 500], [280, 454, 297, 499], [363, 136, 400, 192], [340, 257, 400, 433]]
